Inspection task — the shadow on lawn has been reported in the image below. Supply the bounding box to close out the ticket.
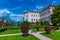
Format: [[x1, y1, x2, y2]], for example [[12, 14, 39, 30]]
[[21, 34, 30, 37]]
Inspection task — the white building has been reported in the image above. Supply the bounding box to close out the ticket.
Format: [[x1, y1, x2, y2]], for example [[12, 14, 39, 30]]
[[24, 3, 55, 24], [0, 18, 7, 23], [40, 3, 55, 24], [24, 11, 40, 23]]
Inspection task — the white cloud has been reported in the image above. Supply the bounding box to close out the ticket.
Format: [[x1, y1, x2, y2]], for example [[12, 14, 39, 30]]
[[3, 9, 10, 13], [0, 9, 24, 17], [12, 7, 21, 10], [33, 9, 38, 11], [0, 9, 10, 17], [24, 10, 27, 12], [36, 6, 44, 9], [10, 16, 23, 22], [10, 13, 24, 22], [10, 14, 24, 17], [0, 9, 10, 14], [0, 9, 24, 22]]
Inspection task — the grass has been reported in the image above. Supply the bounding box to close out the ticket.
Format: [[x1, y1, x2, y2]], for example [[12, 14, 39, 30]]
[[0, 27, 44, 34], [0, 35, 39, 40], [41, 31, 60, 40], [0, 29, 21, 34], [30, 25, 44, 31]]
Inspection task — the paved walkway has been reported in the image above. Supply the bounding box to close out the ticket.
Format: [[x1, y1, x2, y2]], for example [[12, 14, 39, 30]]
[[0, 33, 22, 37], [28, 30, 52, 40], [56, 30, 60, 32]]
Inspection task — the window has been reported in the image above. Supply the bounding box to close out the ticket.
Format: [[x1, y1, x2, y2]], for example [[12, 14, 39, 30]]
[[31, 19, 33, 22], [34, 15, 35, 17], [39, 19, 40, 20], [48, 11, 50, 13], [31, 14, 33, 16], [37, 15, 40, 17], [34, 19, 35, 21], [36, 19, 37, 21], [36, 15, 37, 17]]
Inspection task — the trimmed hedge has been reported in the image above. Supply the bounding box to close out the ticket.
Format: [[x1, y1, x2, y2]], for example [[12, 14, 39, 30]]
[[0, 28, 7, 32]]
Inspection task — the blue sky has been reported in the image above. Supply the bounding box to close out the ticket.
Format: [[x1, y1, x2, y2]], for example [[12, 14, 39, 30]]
[[0, 0, 60, 22]]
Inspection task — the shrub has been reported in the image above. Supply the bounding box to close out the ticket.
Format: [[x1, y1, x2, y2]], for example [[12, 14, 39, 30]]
[[0, 28, 7, 32], [36, 22, 40, 25], [40, 21, 43, 26], [44, 25, 51, 34], [52, 26, 59, 30], [36, 26, 40, 31], [43, 21, 50, 26], [36, 22, 40, 31]]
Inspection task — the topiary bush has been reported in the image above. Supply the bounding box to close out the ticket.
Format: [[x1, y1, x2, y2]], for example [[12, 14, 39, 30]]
[[44, 25, 51, 34]]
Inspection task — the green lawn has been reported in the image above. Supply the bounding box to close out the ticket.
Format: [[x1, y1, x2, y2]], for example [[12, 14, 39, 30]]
[[31, 27, 45, 32], [41, 31, 60, 40], [0, 35, 39, 40], [0, 29, 21, 34], [0, 27, 45, 34]]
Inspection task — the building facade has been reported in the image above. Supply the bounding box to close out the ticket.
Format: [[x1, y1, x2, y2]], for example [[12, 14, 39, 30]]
[[40, 4, 55, 24], [0, 18, 6, 24], [24, 11, 40, 23], [24, 3, 55, 24], [0, 18, 7, 28]]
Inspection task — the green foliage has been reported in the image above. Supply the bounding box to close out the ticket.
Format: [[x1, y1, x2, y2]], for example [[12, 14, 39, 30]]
[[52, 5, 60, 24], [42, 21, 50, 26], [36, 22, 40, 26], [40, 21, 43, 26], [21, 21, 30, 26], [0, 28, 7, 32], [4, 22, 15, 26], [52, 26, 59, 30], [17, 22, 21, 26]]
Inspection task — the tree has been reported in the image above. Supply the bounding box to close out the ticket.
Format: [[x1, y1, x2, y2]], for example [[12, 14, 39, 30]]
[[21, 21, 30, 37], [51, 5, 60, 25], [4, 22, 14, 26]]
